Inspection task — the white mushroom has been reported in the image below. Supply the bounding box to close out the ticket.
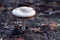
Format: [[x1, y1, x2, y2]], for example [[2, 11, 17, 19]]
[[12, 6, 36, 17]]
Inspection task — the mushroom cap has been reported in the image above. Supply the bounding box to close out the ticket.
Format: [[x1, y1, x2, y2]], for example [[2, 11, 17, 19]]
[[12, 6, 36, 17]]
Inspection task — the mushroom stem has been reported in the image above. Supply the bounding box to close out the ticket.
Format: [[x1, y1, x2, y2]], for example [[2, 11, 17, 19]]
[[21, 19, 26, 31]]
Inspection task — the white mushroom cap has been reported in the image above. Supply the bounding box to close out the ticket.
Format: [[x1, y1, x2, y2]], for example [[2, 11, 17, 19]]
[[12, 6, 36, 17]]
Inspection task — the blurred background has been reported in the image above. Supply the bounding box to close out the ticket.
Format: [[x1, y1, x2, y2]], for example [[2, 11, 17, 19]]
[[0, 0, 60, 40]]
